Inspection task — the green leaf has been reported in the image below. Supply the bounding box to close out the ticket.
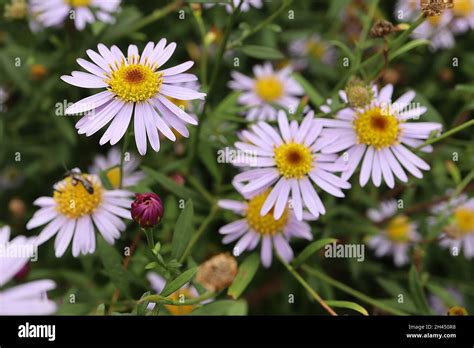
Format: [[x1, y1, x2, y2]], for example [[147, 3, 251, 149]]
[[426, 283, 461, 308], [95, 303, 105, 315], [455, 84, 474, 94], [160, 267, 198, 297], [198, 140, 221, 182], [134, 291, 151, 315], [190, 300, 248, 315], [171, 200, 194, 260], [240, 45, 284, 60], [142, 166, 202, 202], [228, 253, 259, 299], [98, 169, 114, 190], [97, 236, 131, 298], [292, 238, 338, 268], [212, 91, 240, 118], [292, 72, 324, 106], [329, 40, 355, 61], [389, 39, 431, 61], [325, 300, 369, 316], [408, 266, 431, 315]]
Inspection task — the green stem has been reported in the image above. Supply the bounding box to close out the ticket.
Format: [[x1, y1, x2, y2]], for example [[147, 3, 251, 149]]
[[179, 204, 219, 263], [187, 176, 215, 204], [454, 169, 474, 197], [191, 5, 209, 87], [301, 264, 408, 315], [144, 228, 155, 250], [141, 291, 216, 306], [362, 15, 425, 79], [279, 257, 337, 316], [206, 4, 240, 104], [416, 119, 474, 149], [130, 0, 183, 32], [227, 0, 293, 50], [119, 130, 131, 188]]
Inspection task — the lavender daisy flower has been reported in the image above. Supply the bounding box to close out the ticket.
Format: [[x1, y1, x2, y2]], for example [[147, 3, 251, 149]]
[[395, 0, 455, 50], [147, 272, 209, 315], [218, 190, 314, 268], [166, 80, 203, 122], [26, 170, 133, 257], [61, 41, 206, 155], [319, 84, 442, 188], [29, 0, 121, 31], [450, 0, 474, 34], [367, 200, 421, 267], [429, 287, 464, 315], [289, 34, 337, 68], [89, 147, 144, 189], [436, 197, 474, 259], [232, 110, 350, 221], [229, 63, 303, 121], [0, 226, 57, 315]]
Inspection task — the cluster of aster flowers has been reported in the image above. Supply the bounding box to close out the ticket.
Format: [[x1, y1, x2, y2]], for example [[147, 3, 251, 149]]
[[219, 63, 446, 267], [396, 0, 474, 50]]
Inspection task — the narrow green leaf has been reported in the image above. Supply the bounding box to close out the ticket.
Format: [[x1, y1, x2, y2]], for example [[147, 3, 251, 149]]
[[292, 238, 338, 268], [198, 141, 221, 182], [97, 236, 131, 298], [134, 291, 151, 315], [329, 40, 355, 61], [389, 39, 431, 61], [408, 266, 431, 315], [240, 45, 284, 60], [325, 300, 369, 316], [190, 300, 248, 315], [160, 267, 198, 297], [426, 283, 461, 308], [95, 303, 105, 315], [228, 253, 259, 299], [171, 200, 194, 260], [142, 166, 202, 202], [98, 169, 114, 190], [292, 73, 324, 106]]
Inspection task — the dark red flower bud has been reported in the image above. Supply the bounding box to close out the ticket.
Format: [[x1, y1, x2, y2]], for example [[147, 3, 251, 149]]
[[131, 192, 164, 228]]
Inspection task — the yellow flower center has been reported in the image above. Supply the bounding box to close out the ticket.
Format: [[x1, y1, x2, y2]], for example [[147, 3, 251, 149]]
[[274, 142, 313, 179], [427, 15, 442, 26], [105, 167, 121, 189], [107, 63, 163, 103], [53, 175, 103, 219], [386, 215, 411, 243], [353, 106, 400, 149], [306, 40, 326, 59], [65, 0, 91, 7], [164, 288, 196, 315], [246, 191, 288, 236], [255, 76, 284, 102], [453, 0, 474, 16], [453, 207, 474, 235]]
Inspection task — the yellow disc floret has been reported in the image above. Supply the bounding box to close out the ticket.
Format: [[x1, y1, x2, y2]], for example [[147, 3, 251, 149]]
[[453, 0, 474, 16], [107, 63, 163, 103], [353, 106, 400, 149], [164, 288, 196, 315], [65, 0, 91, 7], [453, 207, 474, 235], [105, 167, 121, 189], [246, 191, 288, 236], [274, 142, 313, 179], [386, 215, 411, 243], [54, 175, 103, 219], [306, 40, 326, 59], [255, 76, 284, 102]]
